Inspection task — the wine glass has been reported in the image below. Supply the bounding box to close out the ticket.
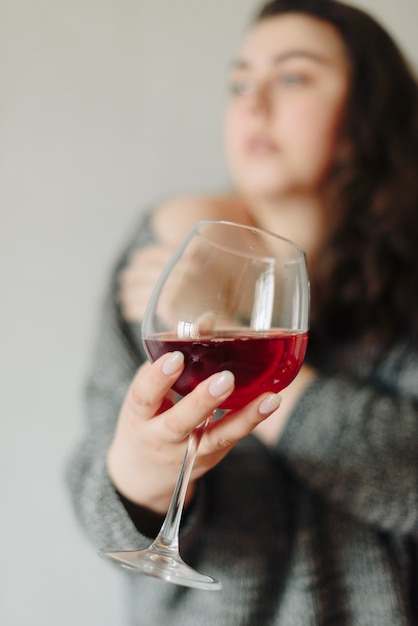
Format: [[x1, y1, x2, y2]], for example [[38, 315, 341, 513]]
[[101, 220, 309, 590]]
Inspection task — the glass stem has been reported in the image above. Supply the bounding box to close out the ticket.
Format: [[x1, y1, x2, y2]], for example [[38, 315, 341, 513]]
[[152, 416, 211, 553]]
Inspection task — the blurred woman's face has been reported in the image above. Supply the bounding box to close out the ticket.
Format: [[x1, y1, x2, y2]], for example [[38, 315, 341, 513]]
[[225, 13, 350, 202]]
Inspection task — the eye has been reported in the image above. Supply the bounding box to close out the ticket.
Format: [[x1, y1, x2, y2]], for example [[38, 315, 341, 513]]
[[228, 79, 255, 97], [276, 73, 309, 87]]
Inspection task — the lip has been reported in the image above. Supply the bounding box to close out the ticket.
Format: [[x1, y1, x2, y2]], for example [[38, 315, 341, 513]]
[[246, 134, 279, 155]]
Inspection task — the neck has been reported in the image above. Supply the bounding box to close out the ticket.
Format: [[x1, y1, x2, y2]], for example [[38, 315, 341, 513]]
[[242, 193, 325, 266]]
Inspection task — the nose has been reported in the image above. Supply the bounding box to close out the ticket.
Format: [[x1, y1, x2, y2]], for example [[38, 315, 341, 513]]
[[245, 82, 272, 117]]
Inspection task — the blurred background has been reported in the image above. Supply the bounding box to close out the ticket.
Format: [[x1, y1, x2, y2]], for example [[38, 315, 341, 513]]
[[1, 1, 417, 623]]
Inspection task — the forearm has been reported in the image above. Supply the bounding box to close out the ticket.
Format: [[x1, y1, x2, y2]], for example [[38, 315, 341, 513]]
[[277, 371, 418, 535]]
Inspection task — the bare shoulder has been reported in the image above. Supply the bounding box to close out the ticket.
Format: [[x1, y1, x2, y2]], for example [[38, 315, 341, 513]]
[[151, 195, 252, 246]]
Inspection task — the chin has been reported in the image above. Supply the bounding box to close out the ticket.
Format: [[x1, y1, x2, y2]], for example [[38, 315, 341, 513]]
[[237, 183, 289, 204], [230, 167, 290, 202]]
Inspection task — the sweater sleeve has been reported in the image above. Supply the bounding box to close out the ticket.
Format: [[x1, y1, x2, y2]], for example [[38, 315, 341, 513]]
[[65, 211, 168, 550], [277, 345, 418, 537]]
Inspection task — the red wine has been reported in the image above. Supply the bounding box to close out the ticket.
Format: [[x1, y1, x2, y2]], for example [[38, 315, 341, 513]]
[[144, 330, 308, 410]]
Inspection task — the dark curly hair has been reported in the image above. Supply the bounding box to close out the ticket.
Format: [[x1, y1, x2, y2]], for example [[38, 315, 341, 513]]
[[256, 0, 418, 353]]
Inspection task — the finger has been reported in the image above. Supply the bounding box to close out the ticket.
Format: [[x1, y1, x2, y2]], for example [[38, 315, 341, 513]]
[[118, 267, 163, 299], [118, 263, 166, 320], [118, 245, 172, 292], [118, 264, 172, 323], [155, 370, 236, 443], [119, 284, 159, 321], [119, 263, 163, 289], [125, 352, 185, 420], [202, 393, 282, 454], [126, 245, 173, 276]]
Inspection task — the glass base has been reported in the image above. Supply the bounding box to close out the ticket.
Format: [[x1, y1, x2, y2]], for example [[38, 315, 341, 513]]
[[100, 546, 222, 590]]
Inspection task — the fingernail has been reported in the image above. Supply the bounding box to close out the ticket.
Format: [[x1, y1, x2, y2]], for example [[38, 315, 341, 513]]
[[259, 393, 282, 415], [162, 351, 184, 375], [209, 371, 235, 398]]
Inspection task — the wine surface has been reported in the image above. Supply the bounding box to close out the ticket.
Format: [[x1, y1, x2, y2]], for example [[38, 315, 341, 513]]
[[144, 330, 308, 410]]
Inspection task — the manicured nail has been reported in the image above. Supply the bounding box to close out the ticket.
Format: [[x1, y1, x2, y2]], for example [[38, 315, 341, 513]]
[[162, 351, 184, 375], [209, 371, 235, 398], [259, 393, 282, 415]]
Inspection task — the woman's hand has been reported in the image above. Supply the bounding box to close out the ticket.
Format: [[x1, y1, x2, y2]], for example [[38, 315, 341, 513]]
[[118, 195, 252, 325], [119, 241, 226, 330], [118, 244, 175, 323], [107, 351, 281, 514]]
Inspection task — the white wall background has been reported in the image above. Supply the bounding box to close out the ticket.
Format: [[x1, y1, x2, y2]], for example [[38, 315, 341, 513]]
[[1, 1, 416, 624]]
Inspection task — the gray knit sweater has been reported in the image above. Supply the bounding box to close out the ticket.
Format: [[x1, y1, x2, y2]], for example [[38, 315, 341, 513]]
[[66, 212, 418, 625]]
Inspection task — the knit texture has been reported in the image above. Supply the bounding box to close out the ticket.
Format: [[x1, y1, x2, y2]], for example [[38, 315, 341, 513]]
[[66, 211, 418, 625]]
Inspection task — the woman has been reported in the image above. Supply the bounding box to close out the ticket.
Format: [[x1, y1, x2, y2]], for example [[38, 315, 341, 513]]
[[66, 1, 418, 623]]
